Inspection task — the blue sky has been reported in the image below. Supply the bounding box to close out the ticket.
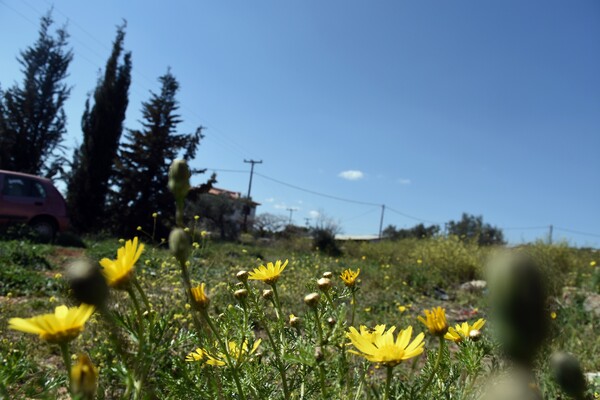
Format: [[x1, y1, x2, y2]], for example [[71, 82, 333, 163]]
[[1, 1, 599, 246]]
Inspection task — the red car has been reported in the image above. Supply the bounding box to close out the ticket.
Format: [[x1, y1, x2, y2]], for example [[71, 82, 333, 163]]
[[0, 169, 69, 240]]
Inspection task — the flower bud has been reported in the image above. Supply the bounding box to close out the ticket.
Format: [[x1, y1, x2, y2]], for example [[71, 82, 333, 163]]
[[327, 317, 336, 327], [262, 289, 273, 300], [317, 278, 332, 292], [314, 346, 324, 362], [234, 289, 248, 300], [322, 271, 333, 279], [550, 352, 587, 398], [71, 353, 98, 400], [289, 314, 301, 328], [469, 329, 482, 342], [67, 259, 109, 307], [169, 228, 191, 264], [168, 159, 191, 201], [304, 293, 320, 308], [236, 270, 249, 283]]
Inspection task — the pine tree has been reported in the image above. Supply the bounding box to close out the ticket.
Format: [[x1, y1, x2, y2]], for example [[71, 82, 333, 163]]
[[0, 12, 72, 176], [66, 23, 131, 232], [112, 70, 209, 236]]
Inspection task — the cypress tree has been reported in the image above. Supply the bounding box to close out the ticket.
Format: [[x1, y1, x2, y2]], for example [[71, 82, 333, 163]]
[[0, 12, 72, 176], [67, 23, 131, 232], [112, 70, 210, 236]]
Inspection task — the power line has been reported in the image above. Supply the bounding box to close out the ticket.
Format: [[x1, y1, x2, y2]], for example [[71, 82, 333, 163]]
[[386, 206, 441, 225], [502, 226, 548, 231], [204, 168, 248, 174], [254, 172, 381, 207], [339, 207, 380, 223], [554, 226, 600, 238]]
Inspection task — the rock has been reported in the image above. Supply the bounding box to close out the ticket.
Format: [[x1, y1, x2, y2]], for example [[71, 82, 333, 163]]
[[460, 280, 487, 292], [561, 287, 600, 318], [583, 293, 600, 318], [585, 372, 600, 383], [434, 287, 450, 301]]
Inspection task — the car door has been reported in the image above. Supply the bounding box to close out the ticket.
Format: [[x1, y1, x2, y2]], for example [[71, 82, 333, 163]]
[[0, 173, 47, 225]]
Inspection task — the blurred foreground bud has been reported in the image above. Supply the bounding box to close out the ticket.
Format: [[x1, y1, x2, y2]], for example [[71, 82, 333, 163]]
[[322, 271, 333, 279], [483, 367, 542, 400], [304, 293, 320, 308], [67, 259, 108, 307], [168, 159, 191, 201], [169, 228, 191, 264], [487, 252, 548, 365], [71, 353, 98, 400], [550, 352, 587, 399]]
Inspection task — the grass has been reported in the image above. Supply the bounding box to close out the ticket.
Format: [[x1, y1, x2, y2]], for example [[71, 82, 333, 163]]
[[0, 234, 598, 399]]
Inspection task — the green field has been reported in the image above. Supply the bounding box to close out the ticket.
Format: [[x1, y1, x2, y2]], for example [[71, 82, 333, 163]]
[[1, 235, 599, 399]]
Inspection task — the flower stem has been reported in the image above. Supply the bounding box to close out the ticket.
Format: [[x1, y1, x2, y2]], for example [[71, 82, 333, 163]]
[[59, 342, 72, 393], [350, 290, 357, 326], [313, 308, 325, 346], [261, 316, 290, 399], [383, 365, 394, 400], [126, 286, 144, 334], [133, 277, 151, 310], [313, 308, 327, 397], [200, 309, 247, 400], [271, 283, 283, 322], [324, 291, 336, 311], [421, 336, 445, 393]]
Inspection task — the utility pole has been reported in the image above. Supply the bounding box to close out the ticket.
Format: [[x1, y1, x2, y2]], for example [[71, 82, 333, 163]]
[[378, 204, 386, 239], [242, 159, 262, 232], [548, 224, 553, 245], [287, 208, 296, 226]]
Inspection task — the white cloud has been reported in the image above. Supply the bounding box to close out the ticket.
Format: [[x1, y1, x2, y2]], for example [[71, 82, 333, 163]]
[[273, 203, 287, 210], [265, 197, 275, 203], [308, 210, 320, 219], [397, 178, 411, 185], [338, 170, 365, 181]]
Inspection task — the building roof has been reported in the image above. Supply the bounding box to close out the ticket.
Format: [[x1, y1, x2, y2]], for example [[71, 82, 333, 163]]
[[205, 187, 261, 206], [335, 234, 380, 241]]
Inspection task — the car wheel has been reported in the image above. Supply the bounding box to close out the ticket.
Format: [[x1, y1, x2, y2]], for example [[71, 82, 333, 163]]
[[30, 220, 56, 243]]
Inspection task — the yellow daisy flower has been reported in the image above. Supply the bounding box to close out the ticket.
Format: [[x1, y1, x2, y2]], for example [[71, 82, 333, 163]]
[[347, 325, 425, 367], [340, 268, 360, 287], [191, 283, 210, 309], [351, 324, 388, 343], [99, 237, 144, 289], [248, 259, 288, 285], [9, 304, 95, 344], [71, 353, 99, 398], [444, 318, 486, 343], [205, 339, 262, 366], [185, 348, 205, 362], [418, 307, 449, 336]]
